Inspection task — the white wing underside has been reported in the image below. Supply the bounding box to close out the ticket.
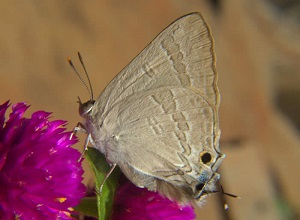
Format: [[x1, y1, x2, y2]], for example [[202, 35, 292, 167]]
[[88, 13, 221, 202]]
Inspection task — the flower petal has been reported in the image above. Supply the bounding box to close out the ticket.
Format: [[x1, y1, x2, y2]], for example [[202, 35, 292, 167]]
[[0, 101, 86, 219]]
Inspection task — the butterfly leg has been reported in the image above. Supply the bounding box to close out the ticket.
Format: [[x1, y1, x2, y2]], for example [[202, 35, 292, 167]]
[[76, 133, 95, 162], [99, 163, 117, 194], [70, 122, 92, 161], [70, 122, 87, 140]]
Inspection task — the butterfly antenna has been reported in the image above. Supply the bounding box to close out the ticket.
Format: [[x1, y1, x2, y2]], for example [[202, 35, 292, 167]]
[[77, 52, 94, 101], [67, 55, 93, 101]]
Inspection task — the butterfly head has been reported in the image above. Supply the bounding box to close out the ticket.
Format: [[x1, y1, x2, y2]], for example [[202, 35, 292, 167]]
[[78, 97, 95, 117]]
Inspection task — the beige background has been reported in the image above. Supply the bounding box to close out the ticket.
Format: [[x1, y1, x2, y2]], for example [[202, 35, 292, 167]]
[[1, 1, 299, 219]]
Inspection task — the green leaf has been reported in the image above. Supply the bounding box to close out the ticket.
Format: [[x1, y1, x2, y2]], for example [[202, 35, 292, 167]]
[[74, 197, 98, 217], [85, 147, 120, 220]]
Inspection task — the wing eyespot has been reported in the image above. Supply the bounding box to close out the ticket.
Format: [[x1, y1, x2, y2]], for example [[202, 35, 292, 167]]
[[195, 183, 205, 191], [200, 151, 212, 165]]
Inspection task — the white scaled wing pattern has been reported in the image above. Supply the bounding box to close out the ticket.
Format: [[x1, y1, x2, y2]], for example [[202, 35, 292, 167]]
[[82, 13, 224, 204]]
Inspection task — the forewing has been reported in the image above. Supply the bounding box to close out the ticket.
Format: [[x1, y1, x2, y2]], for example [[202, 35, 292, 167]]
[[93, 13, 219, 136]]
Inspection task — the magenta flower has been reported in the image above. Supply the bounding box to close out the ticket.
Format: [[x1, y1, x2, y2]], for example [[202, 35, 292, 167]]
[[111, 175, 196, 220], [0, 101, 86, 219]]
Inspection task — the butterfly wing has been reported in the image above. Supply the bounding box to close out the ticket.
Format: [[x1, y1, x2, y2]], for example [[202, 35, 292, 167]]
[[88, 13, 223, 203]]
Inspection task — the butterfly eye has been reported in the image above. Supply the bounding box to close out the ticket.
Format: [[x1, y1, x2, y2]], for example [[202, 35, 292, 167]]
[[200, 152, 212, 164]]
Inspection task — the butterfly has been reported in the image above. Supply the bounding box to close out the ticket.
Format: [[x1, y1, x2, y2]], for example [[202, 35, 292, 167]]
[[70, 12, 225, 205]]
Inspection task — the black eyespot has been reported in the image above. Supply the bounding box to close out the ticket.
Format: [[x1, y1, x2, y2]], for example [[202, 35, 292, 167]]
[[201, 152, 212, 164], [195, 183, 205, 191]]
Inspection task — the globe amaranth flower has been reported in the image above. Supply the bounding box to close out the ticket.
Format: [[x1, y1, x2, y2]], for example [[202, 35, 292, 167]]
[[0, 101, 86, 219], [111, 175, 196, 220]]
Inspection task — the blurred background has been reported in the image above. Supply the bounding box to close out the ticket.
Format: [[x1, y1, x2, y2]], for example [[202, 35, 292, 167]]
[[0, 0, 299, 219]]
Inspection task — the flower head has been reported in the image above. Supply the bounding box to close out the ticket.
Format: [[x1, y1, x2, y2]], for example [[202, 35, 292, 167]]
[[0, 101, 86, 219], [111, 175, 196, 220]]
